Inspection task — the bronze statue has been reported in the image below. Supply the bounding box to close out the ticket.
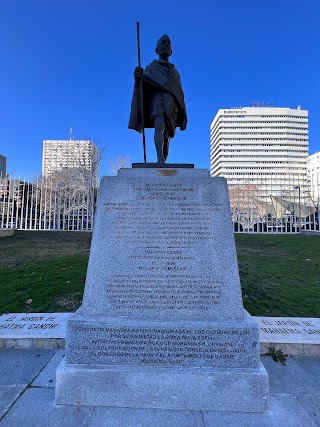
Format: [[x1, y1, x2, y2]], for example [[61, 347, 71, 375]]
[[129, 35, 187, 163]]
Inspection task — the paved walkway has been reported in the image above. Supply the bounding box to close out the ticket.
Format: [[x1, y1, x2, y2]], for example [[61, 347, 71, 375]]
[[0, 348, 319, 426]]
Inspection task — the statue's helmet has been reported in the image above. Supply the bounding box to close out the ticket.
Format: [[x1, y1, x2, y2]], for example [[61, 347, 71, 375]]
[[155, 35, 172, 56]]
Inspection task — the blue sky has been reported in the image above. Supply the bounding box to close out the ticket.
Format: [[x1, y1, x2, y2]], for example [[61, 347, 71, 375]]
[[0, 0, 319, 175]]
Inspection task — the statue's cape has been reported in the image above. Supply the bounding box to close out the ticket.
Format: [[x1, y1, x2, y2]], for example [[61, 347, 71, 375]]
[[128, 60, 187, 133]]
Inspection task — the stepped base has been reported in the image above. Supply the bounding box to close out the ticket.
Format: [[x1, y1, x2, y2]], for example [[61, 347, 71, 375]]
[[56, 359, 269, 412]]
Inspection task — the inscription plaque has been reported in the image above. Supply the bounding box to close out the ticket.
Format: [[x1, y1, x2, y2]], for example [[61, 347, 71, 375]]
[[67, 316, 259, 369]]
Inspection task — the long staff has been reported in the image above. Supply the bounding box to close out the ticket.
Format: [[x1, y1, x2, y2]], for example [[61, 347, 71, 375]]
[[136, 22, 147, 163]]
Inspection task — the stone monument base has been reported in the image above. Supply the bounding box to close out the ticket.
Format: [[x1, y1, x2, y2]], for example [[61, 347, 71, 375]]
[[56, 313, 269, 412], [55, 168, 269, 412], [55, 359, 268, 412]]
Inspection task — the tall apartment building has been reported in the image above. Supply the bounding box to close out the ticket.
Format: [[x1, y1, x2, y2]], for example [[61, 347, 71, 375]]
[[0, 155, 7, 178], [42, 140, 99, 187], [210, 106, 308, 199], [307, 151, 320, 204]]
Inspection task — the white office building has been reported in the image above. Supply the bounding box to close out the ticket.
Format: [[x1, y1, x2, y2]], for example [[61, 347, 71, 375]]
[[42, 139, 99, 187], [210, 106, 308, 198], [307, 151, 320, 204]]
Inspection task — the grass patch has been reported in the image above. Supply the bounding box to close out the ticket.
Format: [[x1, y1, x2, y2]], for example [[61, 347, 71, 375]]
[[236, 234, 320, 317], [0, 230, 91, 269], [0, 256, 89, 313], [0, 231, 91, 313], [0, 231, 320, 316]]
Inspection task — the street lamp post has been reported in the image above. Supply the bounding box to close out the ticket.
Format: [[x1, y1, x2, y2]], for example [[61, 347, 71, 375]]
[[294, 186, 301, 232]]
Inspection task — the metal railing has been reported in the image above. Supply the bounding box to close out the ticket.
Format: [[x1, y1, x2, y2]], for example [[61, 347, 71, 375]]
[[228, 173, 319, 233], [0, 172, 319, 233], [0, 172, 97, 231]]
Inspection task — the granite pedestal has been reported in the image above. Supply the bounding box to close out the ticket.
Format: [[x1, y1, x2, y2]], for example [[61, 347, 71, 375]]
[[55, 167, 269, 411]]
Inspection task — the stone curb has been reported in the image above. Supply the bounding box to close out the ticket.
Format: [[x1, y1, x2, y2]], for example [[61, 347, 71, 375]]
[[260, 342, 320, 356], [0, 338, 66, 349], [0, 228, 15, 237]]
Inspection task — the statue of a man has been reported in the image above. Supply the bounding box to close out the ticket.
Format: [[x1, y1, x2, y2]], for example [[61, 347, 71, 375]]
[[129, 35, 187, 163]]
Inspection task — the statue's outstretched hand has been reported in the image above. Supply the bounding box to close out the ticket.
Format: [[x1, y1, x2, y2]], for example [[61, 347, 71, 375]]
[[180, 118, 187, 131], [134, 66, 144, 81]]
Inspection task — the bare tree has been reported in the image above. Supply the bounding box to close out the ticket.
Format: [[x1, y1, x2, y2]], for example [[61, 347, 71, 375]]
[[36, 135, 108, 230], [6, 137, 132, 230], [37, 170, 94, 230], [107, 155, 131, 176], [228, 183, 260, 212]]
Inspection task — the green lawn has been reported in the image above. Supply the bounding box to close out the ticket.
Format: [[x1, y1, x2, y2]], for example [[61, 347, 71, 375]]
[[0, 231, 319, 317], [236, 234, 320, 317], [0, 231, 91, 313]]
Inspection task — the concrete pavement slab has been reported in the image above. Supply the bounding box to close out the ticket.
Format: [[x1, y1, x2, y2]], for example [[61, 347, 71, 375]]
[[32, 349, 65, 388], [261, 356, 320, 395], [0, 348, 55, 385], [202, 394, 319, 427], [297, 395, 320, 426], [294, 356, 320, 384], [1, 350, 320, 426], [0, 386, 25, 419], [88, 407, 204, 427], [0, 388, 94, 427]]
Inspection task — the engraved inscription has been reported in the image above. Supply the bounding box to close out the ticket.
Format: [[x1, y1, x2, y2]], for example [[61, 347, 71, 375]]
[[0, 314, 63, 331], [106, 274, 222, 310], [106, 202, 219, 246], [134, 183, 194, 201], [256, 317, 320, 341], [104, 182, 222, 246], [101, 182, 224, 314], [70, 325, 252, 367]]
